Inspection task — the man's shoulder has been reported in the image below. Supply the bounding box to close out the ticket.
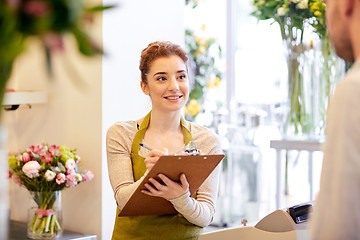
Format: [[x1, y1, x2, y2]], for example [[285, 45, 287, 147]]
[[342, 61, 360, 85]]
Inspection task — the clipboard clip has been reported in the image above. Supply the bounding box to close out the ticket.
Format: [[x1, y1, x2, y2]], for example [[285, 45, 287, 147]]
[[183, 141, 200, 155]]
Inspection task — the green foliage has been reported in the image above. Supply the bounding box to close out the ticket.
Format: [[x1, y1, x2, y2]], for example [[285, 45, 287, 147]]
[[184, 29, 223, 120], [251, 0, 330, 135], [251, 0, 327, 38], [59, 145, 75, 163], [185, 0, 199, 8], [185, 29, 222, 95], [8, 143, 90, 192]]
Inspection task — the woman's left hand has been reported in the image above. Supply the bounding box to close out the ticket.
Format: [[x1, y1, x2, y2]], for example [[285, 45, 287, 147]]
[[141, 173, 189, 200]]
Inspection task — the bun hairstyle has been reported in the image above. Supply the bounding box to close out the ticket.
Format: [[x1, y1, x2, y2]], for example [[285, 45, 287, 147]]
[[139, 41, 188, 84]]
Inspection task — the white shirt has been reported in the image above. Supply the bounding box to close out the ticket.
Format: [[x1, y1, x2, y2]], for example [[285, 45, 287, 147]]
[[310, 59, 360, 240]]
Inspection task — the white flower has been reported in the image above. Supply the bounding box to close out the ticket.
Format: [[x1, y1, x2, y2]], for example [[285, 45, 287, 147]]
[[297, 0, 308, 9], [76, 173, 82, 182], [22, 161, 41, 178], [65, 159, 76, 170], [277, 7, 286, 16], [44, 170, 56, 181]]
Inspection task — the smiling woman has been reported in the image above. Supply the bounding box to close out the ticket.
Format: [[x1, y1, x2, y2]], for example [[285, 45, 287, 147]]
[[140, 55, 189, 113], [106, 41, 223, 240]]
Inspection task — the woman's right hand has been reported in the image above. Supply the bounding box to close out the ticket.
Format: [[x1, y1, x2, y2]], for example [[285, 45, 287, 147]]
[[144, 149, 168, 171]]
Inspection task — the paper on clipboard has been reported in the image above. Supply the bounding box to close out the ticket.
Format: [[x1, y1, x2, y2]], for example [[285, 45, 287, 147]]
[[118, 154, 225, 217]]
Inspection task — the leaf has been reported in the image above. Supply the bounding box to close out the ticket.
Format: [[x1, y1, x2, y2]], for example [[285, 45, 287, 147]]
[[189, 85, 203, 100], [50, 166, 61, 173], [45, 47, 53, 78], [57, 163, 66, 172], [31, 151, 40, 160], [265, 1, 279, 8], [85, 5, 117, 12], [72, 26, 103, 56]]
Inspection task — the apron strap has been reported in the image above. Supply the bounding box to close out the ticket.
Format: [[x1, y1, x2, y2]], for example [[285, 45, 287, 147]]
[[130, 112, 193, 181], [131, 111, 151, 158], [181, 115, 192, 145]]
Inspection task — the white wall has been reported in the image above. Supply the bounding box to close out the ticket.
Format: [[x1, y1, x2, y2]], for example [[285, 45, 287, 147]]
[[3, 0, 185, 239], [102, 0, 185, 239], [5, 9, 104, 237], [5, 35, 103, 236]]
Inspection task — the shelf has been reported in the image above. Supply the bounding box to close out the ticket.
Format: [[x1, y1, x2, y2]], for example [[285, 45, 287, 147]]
[[270, 138, 325, 152], [8, 221, 97, 240], [2, 91, 47, 106]]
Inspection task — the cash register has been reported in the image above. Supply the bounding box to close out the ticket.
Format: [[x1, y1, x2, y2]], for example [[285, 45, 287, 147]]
[[199, 203, 312, 240]]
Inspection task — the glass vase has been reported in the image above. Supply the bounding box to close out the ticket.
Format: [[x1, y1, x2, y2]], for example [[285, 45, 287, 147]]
[[282, 47, 312, 138], [281, 37, 344, 139], [27, 191, 62, 239], [311, 37, 345, 136]]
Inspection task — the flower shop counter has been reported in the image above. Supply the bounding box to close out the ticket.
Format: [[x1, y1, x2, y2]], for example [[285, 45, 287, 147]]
[[9, 220, 97, 240]]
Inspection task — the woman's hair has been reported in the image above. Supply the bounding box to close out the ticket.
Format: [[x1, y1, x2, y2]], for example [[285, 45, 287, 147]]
[[139, 41, 188, 84]]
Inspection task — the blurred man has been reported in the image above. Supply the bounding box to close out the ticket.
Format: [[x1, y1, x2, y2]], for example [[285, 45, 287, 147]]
[[310, 0, 360, 239]]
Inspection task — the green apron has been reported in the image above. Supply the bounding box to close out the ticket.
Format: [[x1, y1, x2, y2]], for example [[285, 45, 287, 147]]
[[111, 112, 203, 240]]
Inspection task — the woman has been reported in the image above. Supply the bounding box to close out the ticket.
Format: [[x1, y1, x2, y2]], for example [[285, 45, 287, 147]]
[[106, 41, 222, 240]]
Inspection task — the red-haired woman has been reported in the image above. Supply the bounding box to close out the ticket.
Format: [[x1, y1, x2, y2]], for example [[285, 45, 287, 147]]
[[106, 41, 222, 240]]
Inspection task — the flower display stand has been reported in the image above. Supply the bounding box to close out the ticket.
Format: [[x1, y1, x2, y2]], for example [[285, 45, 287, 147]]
[[9, 220, 96, 240], [270, 138, 324, 209]]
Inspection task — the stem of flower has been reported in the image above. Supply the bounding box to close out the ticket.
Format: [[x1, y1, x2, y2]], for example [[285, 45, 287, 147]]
[[50, 215, 55, 235]]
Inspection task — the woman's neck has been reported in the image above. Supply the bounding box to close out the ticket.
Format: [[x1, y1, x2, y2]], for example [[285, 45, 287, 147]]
[[148, 109, 182, 134]]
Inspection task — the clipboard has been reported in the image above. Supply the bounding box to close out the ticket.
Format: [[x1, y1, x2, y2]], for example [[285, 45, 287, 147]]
[[118, 154, 225, 217]]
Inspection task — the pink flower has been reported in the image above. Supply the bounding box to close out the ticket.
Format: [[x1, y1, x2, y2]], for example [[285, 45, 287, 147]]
[[49, 145, 62, 157], [66, 168, 76, 175], [39, 144, 48, 156], [81, 171, 94, 182], [55, 173, 66, 185], [23, 1, 50, 17], [22, 152, 30, 163], [11, 173, 23, 186], [22, 161, 41, 178], [29, 145, 42, 155], [41, 153, 53, 164], [42, 33, 64, 51], [65, 159, 76, 170], [65, 174, 78, 188], [6, 0, 21, 9]]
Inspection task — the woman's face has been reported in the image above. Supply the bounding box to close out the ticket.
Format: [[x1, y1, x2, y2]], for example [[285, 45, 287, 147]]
[[141, 55, 189, 113]]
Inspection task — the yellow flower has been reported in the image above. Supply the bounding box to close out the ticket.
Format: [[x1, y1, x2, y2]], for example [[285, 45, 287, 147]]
[[214, 77, 221, 87], [187, 99, 201, 116], [201, 24, 206, 31], [207, 77, 221, 88], [195, 36, 202, 45], [314, 10, 321, 17], [194, 45, 206, 56], [202, 39, 209, 48]]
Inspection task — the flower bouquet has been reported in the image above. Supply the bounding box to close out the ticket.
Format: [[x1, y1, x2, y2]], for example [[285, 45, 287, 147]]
[[8, 143, 94, 239], [251, 0, 342, 136]]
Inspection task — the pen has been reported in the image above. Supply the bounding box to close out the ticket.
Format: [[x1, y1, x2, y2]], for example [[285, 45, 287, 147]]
[[139, 143, 153, 151]]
